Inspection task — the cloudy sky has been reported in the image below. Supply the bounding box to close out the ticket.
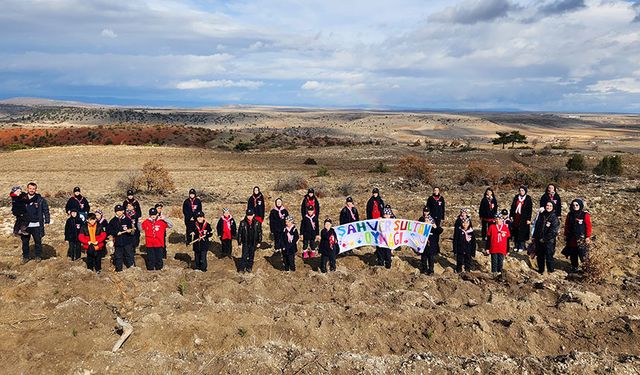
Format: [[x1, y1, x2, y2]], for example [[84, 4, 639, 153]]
[[1, 0, 640, 111]]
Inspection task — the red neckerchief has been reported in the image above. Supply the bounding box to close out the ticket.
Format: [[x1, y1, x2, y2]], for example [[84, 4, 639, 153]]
[[252, 194, 262, 207], [223, 215, 232, 229], [195, 220, 208, 237], [329, 231, 336, 247], [189, 197, 198, 212], [433, 195, 441, 201], [306, 214, 316, 230], [496, 223, 506, 242], [346, 205, 356, 221]]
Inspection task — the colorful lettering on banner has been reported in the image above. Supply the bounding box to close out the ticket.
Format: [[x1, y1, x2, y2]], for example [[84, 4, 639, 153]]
[[335, 219, 432, 254]]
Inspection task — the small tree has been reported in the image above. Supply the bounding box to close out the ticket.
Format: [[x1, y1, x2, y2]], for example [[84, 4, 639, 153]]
[[508, 131, 528, 148], [566, 154, 586, 171], [398, 156, 433, 183], [593, 155, 623, 176], [492, 131, 511, 149], [140, 161, 175, 195]]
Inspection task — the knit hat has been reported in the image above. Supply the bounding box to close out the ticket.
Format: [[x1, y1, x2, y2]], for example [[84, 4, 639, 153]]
[[459, 207, 470, 214], [114, 204, 124, 212], [308, 188, 315, 194], [95, 209, 104, 216], [149, 208, 158, 216], [223, 207, 230, 213], [196, 211, 205, 218], [285, 215, 295, 223], [246, 209, 254, 215], [155, 203, 164, 208], [73, 186, 81, 193], [495, 213, 504, 219], [346, 196, 353, 203], [10, 186, 22, 194], [127, 189, 134, 196], [189, 188, 196, 195], [383, 206, 393, 216], [372, 188, 379, 194], [422, 205, 429, 212]]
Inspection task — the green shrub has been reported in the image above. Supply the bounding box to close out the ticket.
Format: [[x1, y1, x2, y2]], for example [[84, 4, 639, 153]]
[[316, 166, 330, 177], [566, 154, 586, 171], [593, 155, 623, 176], [369, 161, 389, 173]]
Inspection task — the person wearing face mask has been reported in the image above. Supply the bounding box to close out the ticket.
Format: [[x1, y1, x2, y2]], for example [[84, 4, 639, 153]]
[[339, 196, 360, 225], [269, 198, 289, 253], [20, 182, 50, 264], [216, 208, 237, 258], [509, 185, 533, 252], [540, 184, 562, 218], [532, 201, 560, 274], [479, 188, 498, 241], [247, 186, 265, 223], [319, 218, 339, 273], [65, 186, 90, 222], [562, 199, 592, 273], [182, 188, 202, 245], [300, 188, 321, 219]]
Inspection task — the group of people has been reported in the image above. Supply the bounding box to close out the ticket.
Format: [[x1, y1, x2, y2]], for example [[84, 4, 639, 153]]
[[10, 182, 593, 276]]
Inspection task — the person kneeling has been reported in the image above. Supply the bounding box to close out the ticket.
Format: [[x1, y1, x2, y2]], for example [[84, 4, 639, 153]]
[[79, 213, 108, 273]]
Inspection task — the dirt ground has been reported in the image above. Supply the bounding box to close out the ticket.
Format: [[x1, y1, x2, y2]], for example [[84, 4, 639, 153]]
[[0, 115, 639, 374]]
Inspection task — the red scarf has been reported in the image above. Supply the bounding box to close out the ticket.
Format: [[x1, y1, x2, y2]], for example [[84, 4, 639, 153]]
[[329, 232, 336, 248], [222, 216, 232, 240], [195, 220, 208, 238], [189, 197, 198, 212], [371, 203, 380, 219]]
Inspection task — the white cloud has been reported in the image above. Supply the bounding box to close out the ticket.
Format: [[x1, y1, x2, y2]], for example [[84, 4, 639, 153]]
[[588, 78, 640, 94], [100, 28, 117, 38], [175, 79, 264, 90]]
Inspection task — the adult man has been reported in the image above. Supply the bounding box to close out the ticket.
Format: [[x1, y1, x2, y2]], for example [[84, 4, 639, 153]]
[[20, 182, 50, 263]]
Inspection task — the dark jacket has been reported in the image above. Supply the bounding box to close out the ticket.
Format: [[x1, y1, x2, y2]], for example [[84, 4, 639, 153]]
[[64, 216, 83, 242], [454, 216, 473, 232], [238, 218, 262, 247], [453, 227, 477, 256], [425, 225, 444, 256], [339, 205, 360, 225], [182, 197, 203, 222], [269, 207, 289, 235], [366, 196, 384, 220], [426, 195, 445, 221], [65, 195, 90, 215], [540, 192, 562, 217], [192, 220, 213, 252], [11, 192, 28, 218], [123, 198, 142, 219], [24, 193, 50, 236], [509, 195, 533, 241], [300, 214, 320, 238], [300, 195, 320, 218], [248, 193, 266, 219], [533, 211, 560, 243], [283, 225, 299, 254], [479, 196, 498, 220], [107, 215, 135, 247], [319, 228, 339, 256], [216, 216, 237, 239]]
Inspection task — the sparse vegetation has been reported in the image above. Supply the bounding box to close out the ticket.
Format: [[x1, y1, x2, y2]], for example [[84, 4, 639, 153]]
[[566, 154, 586, 171], [369, 161, 389, 173], [177, 280, 189, 296], [303, 158, 317, 165], [593, 155, 623, 176], [492, 131, 528, 149], [582, 243, 611, 284], [316, 166, 330, 177], [336, 181, 355, 197], [274, 176, 308, 192], [397, 156, 433, 184]]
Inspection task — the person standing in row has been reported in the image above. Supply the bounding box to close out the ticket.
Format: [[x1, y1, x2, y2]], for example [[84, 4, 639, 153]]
[[64, 209, 83, 261], [269, 198, 289, 252], [339, 196, 359, 225], [123, 190, 142, 219], [154, 203, 173, 259], [300, 205, 319, 258], [125, 201, 141, 250], [237, 209, 262, 273], [367, 188, 385, 264], [182, 188, 202, 245], [420, 207, 442, 275], [300, 188, 320, 219], [426, 187, 445, 227], [453, 217, 476, 273], [479, 188, 498, 241], [78, 213, 107, 273], [563, 199, 592, 273], [108, 204, 136, 272], [65, 186, 90, 222], [454, 208, 472, 232], [247, 186, 265, 223], [95, 209, 109, 233], [282, 216, 299, 271], [540, 184, 562, 218], [377, 205, 395, 269], [319, 218, 339, 273], [191, 212, 212, 272], [21, 182, 50, 263], [141, 207, 172, 271], [216, 208, 237, 258], [509, 185, 532, 252], [487, 215, 511, 275], [532, 202, 560, 274]]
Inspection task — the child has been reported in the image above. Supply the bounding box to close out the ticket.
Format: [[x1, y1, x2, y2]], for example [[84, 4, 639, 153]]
[[78, 213, 107, 273], [378, 205, 396, 269], [65, 209, 83, 261], [95, 209, 109, 232], [141, 208, 172, 271], [563, 199, 592, 273], [125, 202, 141, 250], [107, 204, 136, 272], [454, 208, 473, 232], [426, 187, 445, 226], [319, 218, 339, 273], [300, 188, 320, 218], [155, 203, 174, 259], [453, 217, 476, 273], [282, 215, 299, 271], [366, 188, 384, 220], [65, 186, 90, 222], [248, 186, 266, 223], [300, 205, 319, 258], [499, 208, 513, 252], [339, 196, 359, 225], [237, 209, 262, 273], [216, 208, 237, 258], [191, 212, 212, 272], [269, 198, 289, 252], [487, 214, 511, 275], [182, 189, 202, 245], [479, 188, 498, 241], [10, 186, 28, 236], [421, 211, 443, 275]]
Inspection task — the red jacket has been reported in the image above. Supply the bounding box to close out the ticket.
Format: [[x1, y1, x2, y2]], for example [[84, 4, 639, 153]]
[[487, 223, 511, 255], [141, 218, 169, 248], [564, 211, 592, 247], [78, 223, 107, 251]]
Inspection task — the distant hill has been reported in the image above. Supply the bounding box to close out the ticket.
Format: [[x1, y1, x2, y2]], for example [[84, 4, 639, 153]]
[[0, 97, 110, 108]]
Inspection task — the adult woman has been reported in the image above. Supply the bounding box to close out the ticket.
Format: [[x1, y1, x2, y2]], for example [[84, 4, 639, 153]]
[[509, 185, 533, 252], [540, 184, 562, 218], [563, 199, 592, 272], [479, 188, 498, 241], [532, 202, 560, 274]]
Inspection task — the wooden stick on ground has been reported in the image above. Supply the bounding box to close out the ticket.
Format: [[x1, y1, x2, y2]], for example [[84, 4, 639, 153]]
[[112, 316, 133, 352]]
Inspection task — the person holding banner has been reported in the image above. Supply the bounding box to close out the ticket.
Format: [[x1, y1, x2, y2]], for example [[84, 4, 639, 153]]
[[420, 209, 443, 275], [453, 217, 476, 273], [367, 188, 385, 265], [339, 197, 360, 225], [479, 188, 498, 241], [282, 216, 299, 271], [300, 188, 320, 219], [487, 214, 511, 275], [378, 205, 396, 269], [426, 187, 446, 227], [301, 205, 320, 258], [319, 218, 339, 273]]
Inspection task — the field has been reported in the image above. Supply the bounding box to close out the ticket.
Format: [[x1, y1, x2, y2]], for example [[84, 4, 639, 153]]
[[0, 106, 639, 374]]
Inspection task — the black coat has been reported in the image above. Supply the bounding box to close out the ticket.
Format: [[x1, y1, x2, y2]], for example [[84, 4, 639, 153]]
[[479, 196, 498, 220], [509, 195, 533, 241], [425, 226, 443, 256], [540, 192, 562, 217], [319, 228, 339, 255], [533, 211, 560, 243], [183, 197, 203, 222], [123, 198, 142, 219], [192, 221, 213, 252], [64, 216, 83, 242], [453, 227, 477, 256], [269, 207, 289, 235], [11, 193, 27, 218], [216, 216, 237, 238], [426, 195, 446, 221], [65, 195, 90, 214], [283, 226, 299, 254], [454, 216, 474, 232], [23, 193, 50, 236], [300, 214, 320, 238], [300, 195, 320, 218], [238, 218, 262, 246], [107, 215, 135, 247], [247, 193, 265, 219], [366, 196, 384, 219], [339, 206, 360, 225]]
